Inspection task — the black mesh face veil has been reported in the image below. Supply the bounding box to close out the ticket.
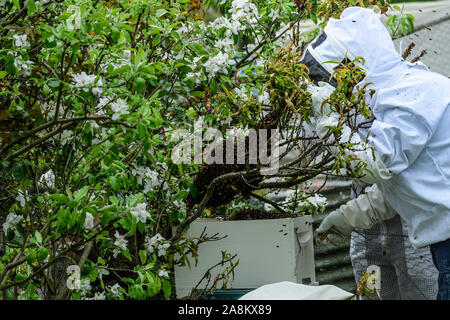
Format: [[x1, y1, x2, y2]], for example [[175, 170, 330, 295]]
[[299, 32, 338, 88], [300, 32, 354, 88], [300, 49, 338, 87]]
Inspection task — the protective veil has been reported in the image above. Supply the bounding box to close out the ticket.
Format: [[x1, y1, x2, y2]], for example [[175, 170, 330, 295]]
[[301, 7, 450, 249]]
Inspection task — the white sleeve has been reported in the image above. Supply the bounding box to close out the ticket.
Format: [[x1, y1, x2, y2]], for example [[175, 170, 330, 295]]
[[368, 107, 432, 175], [338, 184, 397, 229]]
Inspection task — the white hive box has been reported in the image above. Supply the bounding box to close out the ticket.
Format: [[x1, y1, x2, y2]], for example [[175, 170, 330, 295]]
[[174, 215, 316, 298]]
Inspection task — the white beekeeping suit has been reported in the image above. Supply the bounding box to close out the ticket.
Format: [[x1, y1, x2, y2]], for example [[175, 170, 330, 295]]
[[300, 7, 448, 299]]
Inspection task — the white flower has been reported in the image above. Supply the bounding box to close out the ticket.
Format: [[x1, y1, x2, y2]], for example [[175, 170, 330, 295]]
[[131, 165, 159, 192], [92, 77, 103, 97], [285, 189, 297, 203], [186, 71, 203, 85], [15, 190, 29, 207], [98, 267, 110, 280], [110, 98, 129, 120], [71, 71, 103, 95], [308, 194, 328, 208], [144, 169, 159, 189], [209, 16, 228, 30], [257, 91, 270, 105], [79, 279, 92, 296], [96, 97, 110, 116], [228, 20, 244, 36], [122, 50, 131, 60], [234, 87, 249, 101], [193, 56, 203, 65], [113, 231, 128, 252], [215, 38, 234, 51], [158, 269, 169, 278], [73, 72, 96, 92], [42, 102, 56, 119], [13, 34, 30, 48], [173, 200, 186, 212], [203, 52, 235, 78], [2, 213, 21, 234], [109, 283, 122, 298], [14, 57, 33, 76], [157, 242, 171, 257], [177, 23, 190, 35], [129, 202, 150, 224], [231, 0, 255, 12], [38, 170, 55, 189], [173, 95, 188, 105], [60, 129, 73, 145], [91, 292, 106, 300], [145, 233, 165, 253], [83, 212, 94, 230], [268, 9, 280, 21], [221, 116, 232, 125]]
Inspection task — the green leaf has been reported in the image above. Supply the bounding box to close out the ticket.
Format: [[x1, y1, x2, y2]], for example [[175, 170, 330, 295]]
[[34, 231, 42, 244], [38, 247, 49, 262], [27, 0, 35, 15], [155, 9, 168, 18], [173, 190, 187, 201], [210, 78, 218, 93], [68, 210, 79, 230], [110, 64, 130, 76], [26, 250, 37, 265], [12, 0, 20, 9], [108, 175, 121, 192], [162, 279, 172, 299], [123, 249, 132, 261], [47, 80, 60, 88], [188, 43, 208, 56], [0, 71, 7, 79], [190, 91, 204, 98], [130, 284, 146, 300], [50, 193, 69, 203], [134, 77, 146, 93], [125, 215, 137, 237], [145, 271, 161, 297], [189, 184, 198, 198], [137, 124, 147, 139], [139, 250, 147, 264], [135, 47, 146, 65], [56, 208, 69, 231], [74, 186, 89, 202], [12, 163, 27, 180]]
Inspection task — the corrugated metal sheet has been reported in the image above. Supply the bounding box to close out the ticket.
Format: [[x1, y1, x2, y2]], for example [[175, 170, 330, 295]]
[[312, 181, 356, 292], [313, 13, 450, 294]]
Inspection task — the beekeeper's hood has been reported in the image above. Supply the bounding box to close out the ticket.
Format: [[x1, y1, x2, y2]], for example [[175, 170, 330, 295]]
[[300, 7, 404, 89]]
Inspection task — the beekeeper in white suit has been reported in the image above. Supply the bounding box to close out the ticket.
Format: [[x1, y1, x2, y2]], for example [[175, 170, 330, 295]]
[[303, 7, 450, 300]]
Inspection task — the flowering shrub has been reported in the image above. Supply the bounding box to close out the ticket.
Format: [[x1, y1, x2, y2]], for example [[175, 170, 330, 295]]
[[0, 0, 388, 299]]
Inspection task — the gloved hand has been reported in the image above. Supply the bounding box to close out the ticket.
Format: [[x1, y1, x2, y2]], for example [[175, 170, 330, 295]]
[[307, 81, 335, 118], [316, 210, 354, 243], [316, 184, 397, 242]]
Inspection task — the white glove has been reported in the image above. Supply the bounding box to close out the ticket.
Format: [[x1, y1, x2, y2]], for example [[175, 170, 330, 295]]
[[316, 210, 354, 239], [307, 81, 335, 118], [316, 184, 397, 240]]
